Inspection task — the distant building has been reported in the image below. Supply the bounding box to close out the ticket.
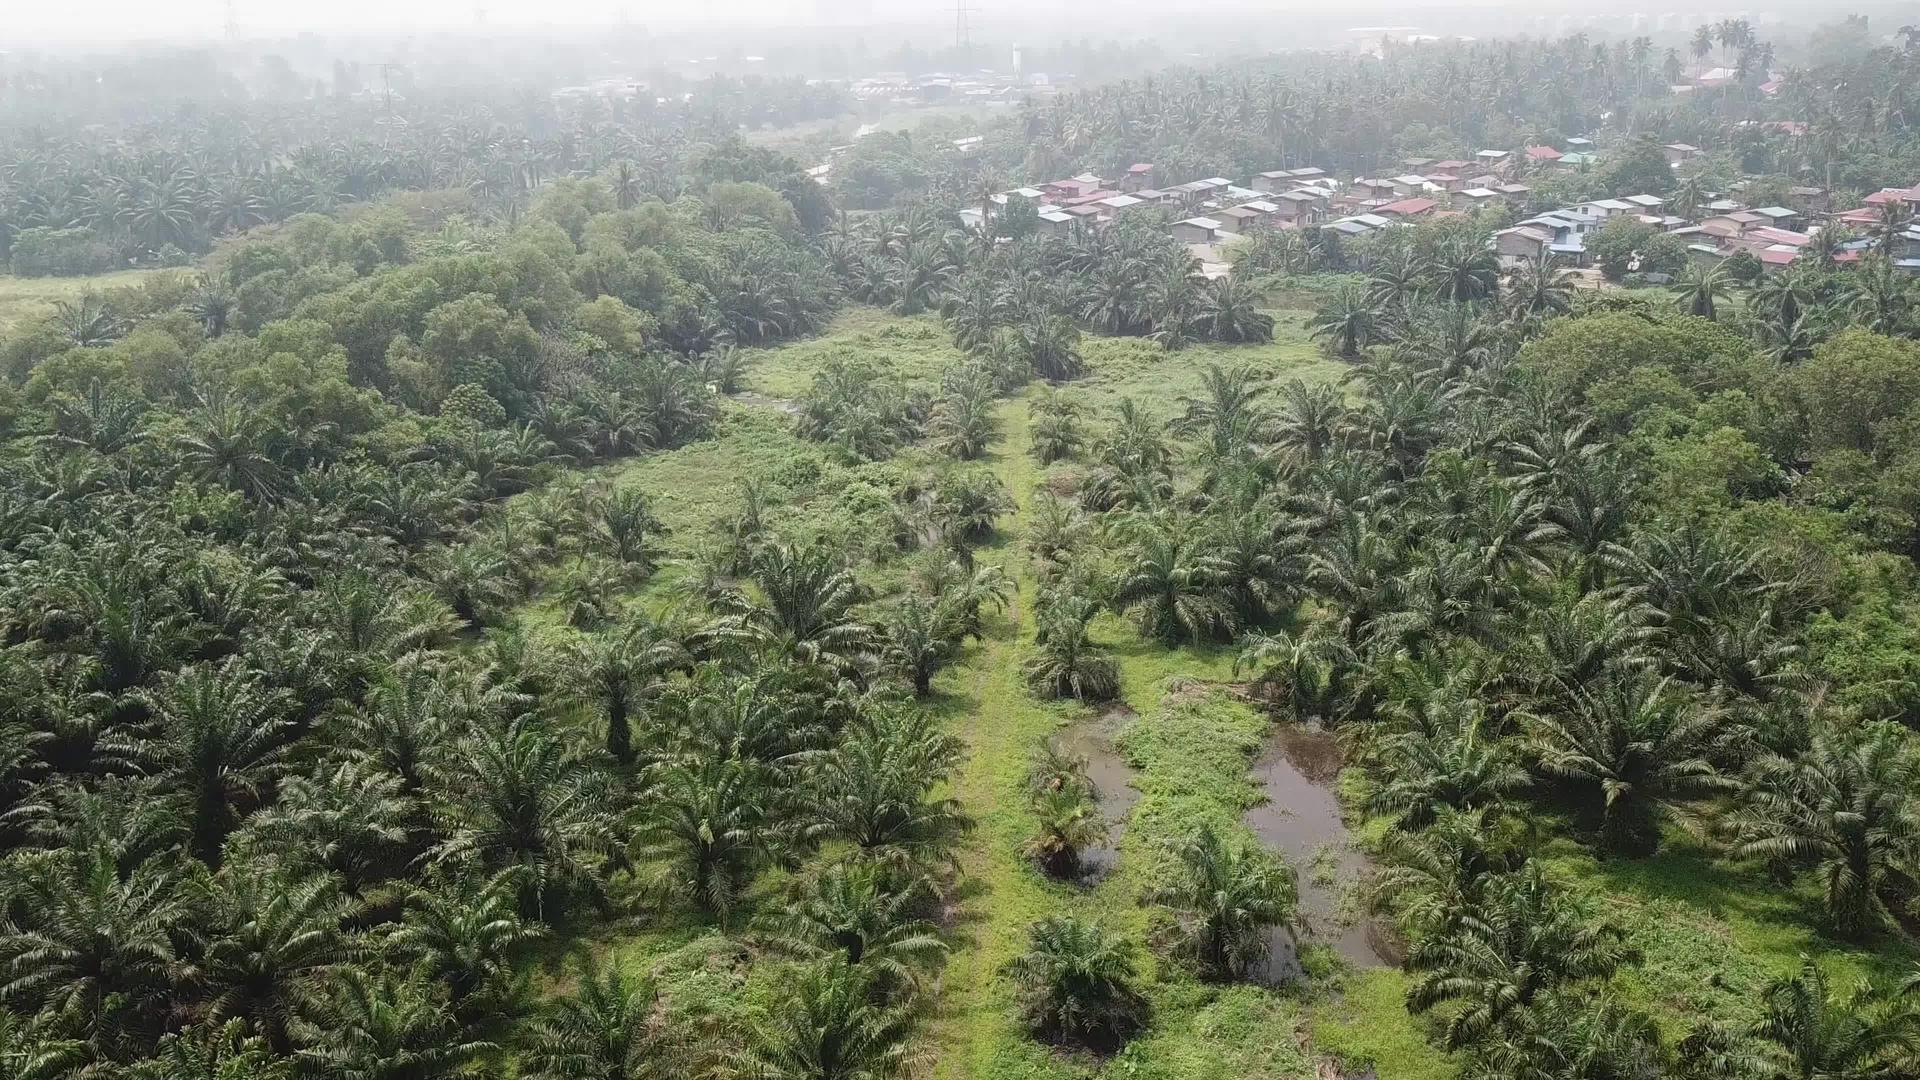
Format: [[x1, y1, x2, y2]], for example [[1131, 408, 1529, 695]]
[[1170, 216, 1223, 244], [1662, 142, 1703, 164]]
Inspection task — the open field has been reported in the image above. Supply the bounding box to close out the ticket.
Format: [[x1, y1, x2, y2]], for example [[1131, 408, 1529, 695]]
[[0, 270, 176, 330]]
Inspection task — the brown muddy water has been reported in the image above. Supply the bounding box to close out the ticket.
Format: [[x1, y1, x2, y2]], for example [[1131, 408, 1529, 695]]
[[1049, 705, 1140, 881], [1244, 725, 1396, 980]]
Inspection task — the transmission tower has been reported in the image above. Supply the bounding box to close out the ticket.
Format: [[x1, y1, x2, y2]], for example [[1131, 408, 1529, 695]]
[[953, 0, 979, 52]]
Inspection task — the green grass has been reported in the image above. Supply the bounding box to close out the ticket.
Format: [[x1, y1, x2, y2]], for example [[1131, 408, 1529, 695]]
[[745, 308, 967, 399], [1543, 828, 1920, 1036], [0, 269, 174, 330], [1074, 310, 1345, 415]]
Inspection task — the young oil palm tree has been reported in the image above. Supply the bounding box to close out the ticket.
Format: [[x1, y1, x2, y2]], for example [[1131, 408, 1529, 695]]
[[765, 858, 947, 990], [1748, 957, 1907, 1080], [1024, 593, 1121, 702], [1307, 282, 1382, 358], [1022, 784, 1108, 879], [1003, 915, 1149, 1050], [567, 617, 688, 764], [742, 958, 918, 1080], [522, 953, 668, 1080], [1147, 823, 1299, 982], [1406, 865, 1635, 1049]]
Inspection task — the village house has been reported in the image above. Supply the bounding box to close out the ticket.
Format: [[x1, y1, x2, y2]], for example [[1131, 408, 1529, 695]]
[[1751, 206, 1802, 230], [1453, 187, 1500, 211], [1120, 163, 1156, 191], [1215, 205, 1266, 234], [1701, 210, 1766, 236], [1558, 151, 1600, 168], [1495, 183, 1531, 203], [1787, 186, 1830, 214], [1036, 209, 1076, 237], [1564, 137, 1595, 152], [1475, 149, 1510, 164], [1376, 196, 1437, 219], [1431, 159, 1472, 173], [1584, 198, 1636, 219], [1170, 216, 1223, 244], [1269, 189, 1328, 225], [1493, 225, 1552, 266], [1251, 170, 1297, 192], [1092, 194, 1146, 218], [1425, 172, 1464, 192], [1624, 194, 1666, 211], [950, 135, 984, 156], [1662, 143, 1703, 164], [1524, 145, 1563, 164], [1131, 189, 1179, 207], [1390, 174, 1430, 196], [1351, 178, 1400, 202]]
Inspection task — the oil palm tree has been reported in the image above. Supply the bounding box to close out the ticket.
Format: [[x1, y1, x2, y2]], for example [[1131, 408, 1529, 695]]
[[1371, 714, 1531, 831], [110, 657, 294, 868], [632, 755, 777, 927], [1522, 674, 1737, 855], [434, 718, 619, 920], [1308, 282, 1381, 358], [1146, 823, 1299, 981], [389, 871, 545, 1009], [293, 968, 497, 1080], [742, 959, 917, 1080], [523, 952, 668, 1080], [1003, 915, 1149, 1050], [805, 709, 971, 867], [1406, 864, 1635, 1049], [1728, 721, 1920, 939], [1024, 593, 1121, 702], [766, 858, 946, 990], [567, 618, 688, 764], [1721, 956, 1911, 1080], [1673, 262, 1734, 320], [197, 868, 350, 1053]]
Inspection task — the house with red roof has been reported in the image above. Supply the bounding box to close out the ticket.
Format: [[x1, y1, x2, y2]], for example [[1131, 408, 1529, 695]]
[[1376, 197, 1437, 218], [1524, 145, 1563, 162]]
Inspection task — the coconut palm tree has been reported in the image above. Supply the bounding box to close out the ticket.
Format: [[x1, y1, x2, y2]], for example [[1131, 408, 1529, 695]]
[[1146, 823, 1299, 981], [1003, 916, 1149, 1050]]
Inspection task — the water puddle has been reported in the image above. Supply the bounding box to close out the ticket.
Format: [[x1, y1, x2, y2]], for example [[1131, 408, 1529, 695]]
[[1050, 705, 1139, 882], [1243, 724, 1395, 980]]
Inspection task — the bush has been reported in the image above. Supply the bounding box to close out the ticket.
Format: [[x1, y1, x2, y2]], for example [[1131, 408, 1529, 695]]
[[9, 226, 119, 277]]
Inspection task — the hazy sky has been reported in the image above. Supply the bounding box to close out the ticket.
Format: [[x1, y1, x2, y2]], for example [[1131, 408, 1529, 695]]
[[10, 0, 888, 40]]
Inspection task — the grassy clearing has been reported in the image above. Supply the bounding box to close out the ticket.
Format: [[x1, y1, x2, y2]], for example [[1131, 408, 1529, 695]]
[[1075, 310, 1345, 415], [1543, 829, 1920, 1036], [0, 270, 173, 330], [746, 308, 967, 398]]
